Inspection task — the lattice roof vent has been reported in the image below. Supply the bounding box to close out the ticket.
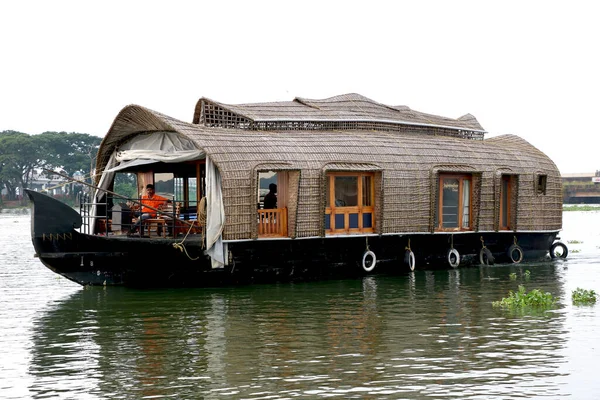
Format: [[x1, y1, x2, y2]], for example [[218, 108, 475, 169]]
[[193, 93, 486, 140]]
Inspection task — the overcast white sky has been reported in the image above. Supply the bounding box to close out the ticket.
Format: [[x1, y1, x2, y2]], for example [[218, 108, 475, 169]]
[[1, 1, 598, 173]]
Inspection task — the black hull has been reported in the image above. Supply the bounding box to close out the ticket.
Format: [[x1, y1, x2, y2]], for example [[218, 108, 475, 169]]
[[25, 190, 563, 288]]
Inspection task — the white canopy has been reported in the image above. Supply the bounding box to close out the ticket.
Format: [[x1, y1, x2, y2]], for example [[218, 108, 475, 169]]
[[91, 131, 226, 268], [106, 131, 205, 172]]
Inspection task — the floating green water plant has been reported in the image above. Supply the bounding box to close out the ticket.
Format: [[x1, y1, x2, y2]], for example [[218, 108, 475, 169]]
[[563, 205, 600, 212], [572, 288, 597, 305], [508, 270, 530, 281], [492, 285, 557, 309]]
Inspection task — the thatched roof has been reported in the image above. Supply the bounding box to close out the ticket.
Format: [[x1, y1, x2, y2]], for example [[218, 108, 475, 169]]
[[97, 95, 487, 177], [97, 100, 555, 184], [96, 97, 561, 239], [192, 93, 485, 133]]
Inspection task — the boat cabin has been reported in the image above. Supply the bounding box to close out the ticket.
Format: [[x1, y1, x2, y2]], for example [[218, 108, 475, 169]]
[[88, 93, 562, 269]]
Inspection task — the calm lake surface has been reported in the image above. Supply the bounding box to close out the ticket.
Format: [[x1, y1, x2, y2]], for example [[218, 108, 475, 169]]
[[1, 210, 599, 399]]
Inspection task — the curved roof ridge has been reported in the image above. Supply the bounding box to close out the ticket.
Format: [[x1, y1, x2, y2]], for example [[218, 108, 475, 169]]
[[192, 93, 486, 132], [96, 104, 196, 176]]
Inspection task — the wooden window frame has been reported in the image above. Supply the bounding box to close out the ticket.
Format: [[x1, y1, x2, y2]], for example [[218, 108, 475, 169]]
[[499, 175, 513, 230], [325, 172, 375, 234], [536, 174, 547, 195], [437, 173, 473, 232], [256, 170, 289, 238]]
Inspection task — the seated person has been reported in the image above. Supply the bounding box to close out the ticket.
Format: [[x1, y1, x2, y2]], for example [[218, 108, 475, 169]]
[[263, 183, 277, 209], [130, 184, 168, 236]]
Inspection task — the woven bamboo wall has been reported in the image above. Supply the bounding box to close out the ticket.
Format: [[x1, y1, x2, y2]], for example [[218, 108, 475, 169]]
[[195, 130, 561, 240], [96, 106, 562, 241], [286, 171, 300, 238], [297, 170, 322, 238]]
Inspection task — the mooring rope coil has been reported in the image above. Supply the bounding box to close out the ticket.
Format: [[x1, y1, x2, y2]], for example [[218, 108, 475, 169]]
[[171, 197, 207, 261]]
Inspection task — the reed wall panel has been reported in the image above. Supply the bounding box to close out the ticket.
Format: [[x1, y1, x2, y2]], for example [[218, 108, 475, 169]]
[[97, 105, 563, 240]]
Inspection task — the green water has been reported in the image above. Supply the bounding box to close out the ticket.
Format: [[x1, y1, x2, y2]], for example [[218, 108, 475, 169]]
[[2, 212, 600, 399]]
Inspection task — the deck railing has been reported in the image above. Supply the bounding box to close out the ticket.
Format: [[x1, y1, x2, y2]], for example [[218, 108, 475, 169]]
[[257, 207, 288, 237], [76, 194, 201, 238]]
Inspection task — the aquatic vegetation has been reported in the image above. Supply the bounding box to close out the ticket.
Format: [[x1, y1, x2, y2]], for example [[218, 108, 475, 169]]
[[563, 205, 600, 212], [552, 244, 568, 258], [572, 288, 597, 305], [493, 285, 557, 309], [508, 270, 530, 281]]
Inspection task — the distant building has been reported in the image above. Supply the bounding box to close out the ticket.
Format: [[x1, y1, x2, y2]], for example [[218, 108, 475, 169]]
[[562, 171, 600, 203], [27, 170, 69, 195]]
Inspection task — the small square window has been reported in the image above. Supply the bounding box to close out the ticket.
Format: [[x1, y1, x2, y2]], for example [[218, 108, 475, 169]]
[[537, 175, 547, 195], [436, 173, 472, 231], [325, 171, 375, 234]]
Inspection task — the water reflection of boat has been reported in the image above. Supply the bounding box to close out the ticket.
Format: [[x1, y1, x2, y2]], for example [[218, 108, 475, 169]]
[[25, 93, 567, 287], [29, 288, 226, 398], [28, 270, 569, 398]]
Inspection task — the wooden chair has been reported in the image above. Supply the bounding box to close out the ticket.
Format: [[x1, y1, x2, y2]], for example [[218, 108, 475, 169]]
[[144, 218, 167, 238], [156, 202, 179, 237], [171, 219, 203, 236]]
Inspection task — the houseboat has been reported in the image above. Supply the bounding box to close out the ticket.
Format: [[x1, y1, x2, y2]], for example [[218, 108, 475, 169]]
[[25, 93, 568, 287]]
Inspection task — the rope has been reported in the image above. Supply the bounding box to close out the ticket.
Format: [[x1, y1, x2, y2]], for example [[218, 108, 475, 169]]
[[198, 196, 207, 221], [171, 196, 208, 260], [171, 221, 200, 260], [198, 197, 207, 246], [172, 242, 199, 260], [42, 171, 102, 192]]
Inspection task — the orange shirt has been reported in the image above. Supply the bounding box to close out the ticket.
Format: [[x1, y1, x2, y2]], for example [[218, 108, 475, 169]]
[[141, 194, 167, 216]]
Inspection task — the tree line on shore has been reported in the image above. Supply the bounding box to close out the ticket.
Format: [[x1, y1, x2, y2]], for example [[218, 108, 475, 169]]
[[0, 130, 102, 205]]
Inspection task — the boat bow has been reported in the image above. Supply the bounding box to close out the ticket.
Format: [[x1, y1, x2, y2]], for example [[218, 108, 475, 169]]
[[24, 189, 82, 236]]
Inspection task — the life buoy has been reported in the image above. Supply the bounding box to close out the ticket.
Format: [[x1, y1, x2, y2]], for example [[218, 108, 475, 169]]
[[550, 241, 568, 259], [362, 250, 377, 272], [479, 247, 495, 265], [404, 249, 416, 271], [447, 248, 460, 268], [507, 244, 524, 264]]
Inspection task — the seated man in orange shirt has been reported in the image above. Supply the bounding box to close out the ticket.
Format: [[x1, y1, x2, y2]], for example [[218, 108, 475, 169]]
[[130, 184, 168, 236]]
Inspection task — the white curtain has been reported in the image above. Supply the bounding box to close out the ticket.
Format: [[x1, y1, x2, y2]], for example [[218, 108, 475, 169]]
[[90, 131, 228, 269], [462, 180, 470, 228], [91, 131, 205, 233], [110, 131, 204, 170], [206, 156, 227, 269]]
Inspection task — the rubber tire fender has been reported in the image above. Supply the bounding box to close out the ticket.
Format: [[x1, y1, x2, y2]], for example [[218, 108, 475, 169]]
[[550, 241, 568, 259], [362, 250, 377, 272], [479, 247, 495, 265], [507, 244, 524, 264], [447, 248, 460, 268], [404, 249, 416, 271]]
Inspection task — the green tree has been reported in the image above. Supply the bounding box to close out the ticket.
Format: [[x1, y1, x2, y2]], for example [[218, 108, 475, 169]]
[[32, 132, 101, 200], [113, 172, 138, 199], [37, 131, 102, 183], [0, 130, 102, 203], [0, 131, 43, 201]]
